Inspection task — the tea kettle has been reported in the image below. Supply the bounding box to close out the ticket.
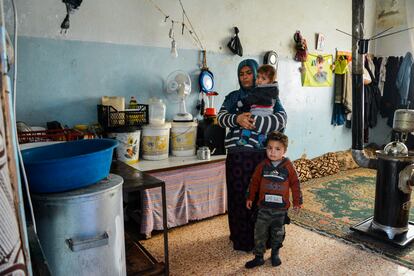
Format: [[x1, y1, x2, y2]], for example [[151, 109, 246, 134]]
[[384, 141, 408, 156]]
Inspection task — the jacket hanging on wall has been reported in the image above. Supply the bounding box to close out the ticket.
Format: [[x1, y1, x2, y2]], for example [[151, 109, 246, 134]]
[[227, 27, 243, 57], [364, 61, 381, 129], [381, 56, 404, 127], [396, 52, 414, 106]]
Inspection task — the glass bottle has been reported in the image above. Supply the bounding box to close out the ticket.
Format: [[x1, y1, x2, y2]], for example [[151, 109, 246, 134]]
[[128, 96, 138, 109]]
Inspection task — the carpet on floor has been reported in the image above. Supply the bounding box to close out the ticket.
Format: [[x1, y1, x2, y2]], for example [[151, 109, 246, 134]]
[[289, 167, 414, 269]]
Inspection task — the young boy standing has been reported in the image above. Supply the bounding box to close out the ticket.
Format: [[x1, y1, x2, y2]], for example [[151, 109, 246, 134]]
[[245, 131, 302, 268]]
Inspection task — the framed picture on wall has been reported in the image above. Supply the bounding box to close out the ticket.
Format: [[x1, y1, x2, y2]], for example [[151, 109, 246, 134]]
[[376, 0, 406, 29], [316, 33, 325, 51]]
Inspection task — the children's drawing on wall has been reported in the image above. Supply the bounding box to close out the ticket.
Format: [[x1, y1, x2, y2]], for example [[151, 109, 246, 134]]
[[377, 0, 407, 28], [302, 53, 333, 87]]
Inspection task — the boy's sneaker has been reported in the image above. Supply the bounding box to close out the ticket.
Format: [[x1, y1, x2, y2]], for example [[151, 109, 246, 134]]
[[245, 255, 265, 269], [271, 254, 282, 267]]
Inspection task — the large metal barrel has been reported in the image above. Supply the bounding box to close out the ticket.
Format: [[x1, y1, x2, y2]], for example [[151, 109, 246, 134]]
[[372, 152, 414, 239], [32, 174, 125, 276]]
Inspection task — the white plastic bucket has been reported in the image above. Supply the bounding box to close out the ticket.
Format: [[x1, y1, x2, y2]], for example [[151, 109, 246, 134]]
[[171, 121, 198, 157], [141, 123, 171, 160], [108, 130, 140, 164]]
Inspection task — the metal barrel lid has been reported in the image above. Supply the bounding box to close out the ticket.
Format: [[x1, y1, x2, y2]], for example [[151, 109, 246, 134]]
[[376, 150, 414, 162]]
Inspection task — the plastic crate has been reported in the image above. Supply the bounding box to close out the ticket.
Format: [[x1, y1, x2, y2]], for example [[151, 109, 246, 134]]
[[97, 104, 149, 131], [18, 129, 84, 144]]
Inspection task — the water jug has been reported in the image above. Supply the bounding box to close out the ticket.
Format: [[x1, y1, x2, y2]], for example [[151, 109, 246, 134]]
[[149, 98, 166, 126]]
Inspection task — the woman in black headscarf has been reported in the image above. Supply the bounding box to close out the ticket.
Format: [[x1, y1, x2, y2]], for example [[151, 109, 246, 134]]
[[218, 59, 287, 251]]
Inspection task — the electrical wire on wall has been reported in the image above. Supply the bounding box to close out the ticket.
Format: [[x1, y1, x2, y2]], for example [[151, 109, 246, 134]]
[[146, 0, 205, 53], [177, 0, 204, 50], [10, 0, 38, 235], [1, 1, 36, 273], [336, 25, 414, 55]]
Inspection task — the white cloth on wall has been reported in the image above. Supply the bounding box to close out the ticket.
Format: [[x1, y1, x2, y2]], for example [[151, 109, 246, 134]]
[[342, 62, 371, 114], [343, 62, 352, 113], [363, 67, 372, 84], [378, 57, 388, 96], [366, 55, 375, 77]]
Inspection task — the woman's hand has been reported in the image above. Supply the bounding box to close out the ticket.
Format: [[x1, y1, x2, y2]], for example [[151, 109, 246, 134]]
[[237, 112, 255, 129], [246, 200, 253, 210]]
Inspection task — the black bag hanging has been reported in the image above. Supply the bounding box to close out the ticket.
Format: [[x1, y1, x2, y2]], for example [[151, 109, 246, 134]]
[[227, 27, 243, 57], [60, 0, 83, 33]]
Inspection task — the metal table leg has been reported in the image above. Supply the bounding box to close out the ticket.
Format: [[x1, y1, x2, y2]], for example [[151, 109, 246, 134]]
[[161, 182, 169, 275]]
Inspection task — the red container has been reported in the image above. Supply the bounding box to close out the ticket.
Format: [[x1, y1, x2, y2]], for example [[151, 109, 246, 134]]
[[18, 129, 84, 144]]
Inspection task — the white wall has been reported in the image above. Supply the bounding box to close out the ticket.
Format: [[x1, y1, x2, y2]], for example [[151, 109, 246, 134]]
[[13, 0, 377, 57], [374, 0, 414, 56]]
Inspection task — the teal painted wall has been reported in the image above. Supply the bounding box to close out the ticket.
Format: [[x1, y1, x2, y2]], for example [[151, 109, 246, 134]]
[[16, 36, 244, 126]]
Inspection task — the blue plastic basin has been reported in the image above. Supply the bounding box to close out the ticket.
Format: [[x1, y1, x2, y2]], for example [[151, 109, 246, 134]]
[[22, 139, 118, 193]]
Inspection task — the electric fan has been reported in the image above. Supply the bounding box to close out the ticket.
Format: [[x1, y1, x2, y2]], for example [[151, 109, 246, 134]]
[[165, 70, 193, 121]]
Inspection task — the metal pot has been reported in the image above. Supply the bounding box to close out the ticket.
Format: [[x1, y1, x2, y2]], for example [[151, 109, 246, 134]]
[[32, 174, 125, 276], [393, 109, 414, 133], [197, 146, 211, 160]]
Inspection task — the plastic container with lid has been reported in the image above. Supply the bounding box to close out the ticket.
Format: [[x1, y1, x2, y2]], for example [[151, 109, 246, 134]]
[[171, 121, 197, 156], [148, 98, 166, 126], [141, 123, 171, 160], [108, 126, 141, 164]]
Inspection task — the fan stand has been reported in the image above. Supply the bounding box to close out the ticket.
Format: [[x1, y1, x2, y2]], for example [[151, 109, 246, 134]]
[[173, 113, 193, 122], [173, 98, 193, 122]]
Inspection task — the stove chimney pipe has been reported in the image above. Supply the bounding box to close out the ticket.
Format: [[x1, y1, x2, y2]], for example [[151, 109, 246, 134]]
[[351, 0, 377, 169]]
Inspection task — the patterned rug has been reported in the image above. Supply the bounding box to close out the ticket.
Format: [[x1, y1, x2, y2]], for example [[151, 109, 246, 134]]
[[289, 168, 414, 269]]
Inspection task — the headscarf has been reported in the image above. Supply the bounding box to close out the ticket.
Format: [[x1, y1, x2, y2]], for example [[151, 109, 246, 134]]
[[221, 59, 259, 114], [237, 59, 258, 92]]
